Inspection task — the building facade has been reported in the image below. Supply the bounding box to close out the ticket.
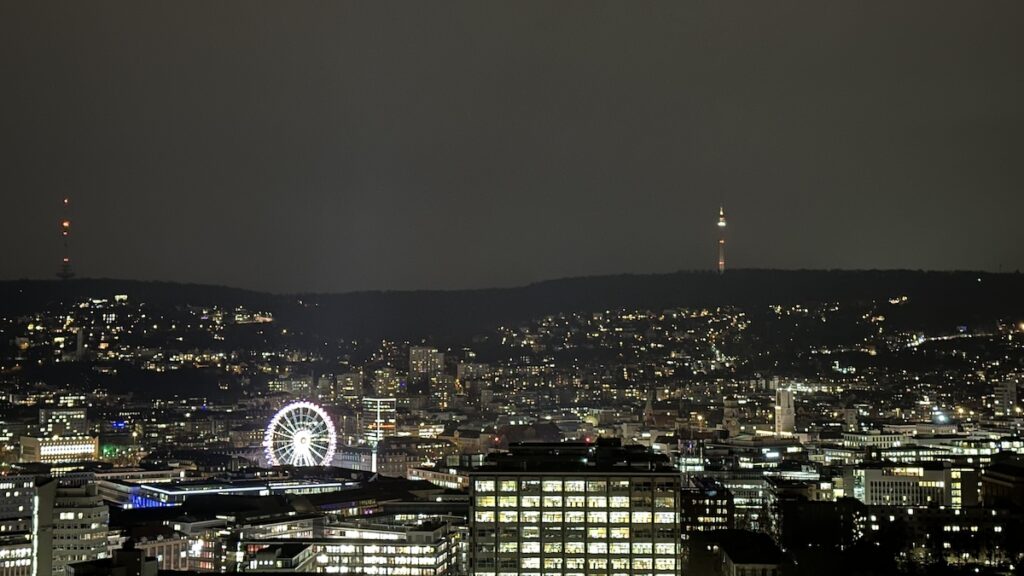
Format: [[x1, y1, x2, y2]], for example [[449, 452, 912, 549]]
[[469, 441, 682, 576]]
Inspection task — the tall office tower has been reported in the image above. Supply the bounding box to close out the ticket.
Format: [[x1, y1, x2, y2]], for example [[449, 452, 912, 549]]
[[409, 346, 445, 378], [716, 204, 727, 274], [431, 374, 458, 410], [361, 397, 397, 472], [52, 478, 109, 576], [994, 380, 1019, 417], [722, 398, 741, 437], [373, 368, 402, 397], [0, 476, 55, 576], [335, 372, 363, 406], [469, 439, 683, 576], [774, 388, 795, 436]]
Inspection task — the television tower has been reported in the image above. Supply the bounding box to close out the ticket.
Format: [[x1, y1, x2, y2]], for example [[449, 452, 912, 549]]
[[716, 204, 727, 274], [57, 197, 74, 280]]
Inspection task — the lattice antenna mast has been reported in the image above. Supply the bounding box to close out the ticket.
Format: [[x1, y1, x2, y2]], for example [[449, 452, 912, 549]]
[[57, 197, 75, 280]]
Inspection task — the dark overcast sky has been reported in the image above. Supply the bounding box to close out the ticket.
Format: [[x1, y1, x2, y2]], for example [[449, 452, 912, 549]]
[[2, 1, 1023, 293]]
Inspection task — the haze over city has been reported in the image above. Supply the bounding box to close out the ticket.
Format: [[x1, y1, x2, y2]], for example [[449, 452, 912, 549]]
[[3, 1, 1024, 292], [5, 4, 1024, 576]]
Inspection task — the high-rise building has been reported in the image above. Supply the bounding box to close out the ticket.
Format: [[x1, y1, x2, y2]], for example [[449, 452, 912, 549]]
[[335, 372, 363, 406], [0, 476, 55, 576], [372, 368, 402, 398], [774, 389, 795, 436], [52, 479, 109, 576], [409, 347, 445, 379], [431, 374, 458, 410], [994, 380, 1019, 417], [361, 397, 397, 472], [469, 440, 682, 576]]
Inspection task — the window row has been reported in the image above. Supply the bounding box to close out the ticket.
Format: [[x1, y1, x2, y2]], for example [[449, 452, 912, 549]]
[[475, 496, 675, 508], [475, 511, 677, 524], [481, 542, 677, 555], [474, 479, 677, 494]]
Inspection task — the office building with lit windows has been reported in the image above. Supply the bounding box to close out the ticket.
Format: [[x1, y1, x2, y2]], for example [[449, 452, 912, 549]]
[[852, 463, 953, 507], [19, 436, 98, 464], [0, 476, 54, 576], [239, 519, 459, 574], [680, 477, 734, 537], [52, 480, 109, 576], [469, 440, 682, 576], [362, 398, 398, 446]]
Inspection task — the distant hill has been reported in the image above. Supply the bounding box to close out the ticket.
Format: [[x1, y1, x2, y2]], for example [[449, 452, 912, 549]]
[[2, 270, 1023, 340]]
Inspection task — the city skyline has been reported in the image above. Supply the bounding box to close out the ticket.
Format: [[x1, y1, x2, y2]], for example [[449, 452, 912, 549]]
[[4, 3, 1024, 575], [2, 1, 1024, 292]]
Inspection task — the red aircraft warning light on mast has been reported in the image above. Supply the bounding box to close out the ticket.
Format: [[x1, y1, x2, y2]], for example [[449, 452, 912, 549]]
[[57, 197, 75, 280], [717, 204, 727, 274]]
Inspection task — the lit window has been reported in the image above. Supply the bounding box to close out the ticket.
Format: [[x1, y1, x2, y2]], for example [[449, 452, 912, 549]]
[[632, 511, 652, 523], [610, 496, 629, 508], [499, 542, 518, 553], [632, 558, 653, 569], [543, 496, 563, 507], [610, 543, 629, 554], [543, 543, 562, 553], [610, 511, 630, 523], [633, 542, 653, 554], [521, 480, 540, 492], [542, 480, 563, 493]]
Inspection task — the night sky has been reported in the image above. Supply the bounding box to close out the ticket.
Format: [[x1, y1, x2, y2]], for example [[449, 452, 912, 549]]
[[2, 1, 1023, 293]]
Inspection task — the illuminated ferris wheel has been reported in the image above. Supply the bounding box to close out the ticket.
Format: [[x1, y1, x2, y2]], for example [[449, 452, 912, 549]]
[[263, 401, 337, 467]]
